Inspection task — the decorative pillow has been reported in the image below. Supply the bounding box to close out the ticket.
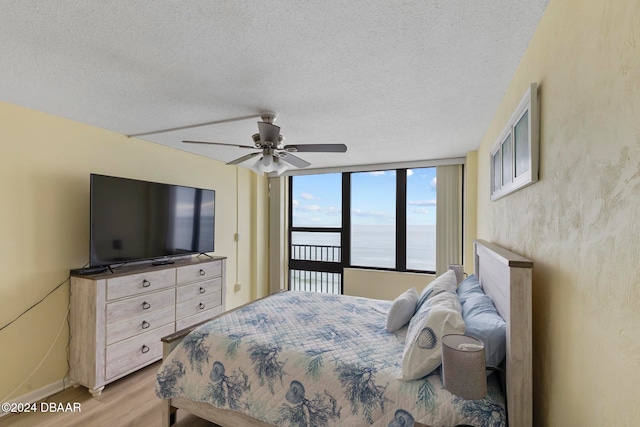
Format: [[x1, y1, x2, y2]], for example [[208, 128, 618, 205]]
[[456, 274, 483, 306], [386, 287, 419, 332], [415, 269, 458, 312], [462, 294, 506, 368], [401, 292, 465, 380]]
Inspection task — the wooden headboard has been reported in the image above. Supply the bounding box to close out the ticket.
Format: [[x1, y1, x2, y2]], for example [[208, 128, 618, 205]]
[[474, 239, 533, 427]]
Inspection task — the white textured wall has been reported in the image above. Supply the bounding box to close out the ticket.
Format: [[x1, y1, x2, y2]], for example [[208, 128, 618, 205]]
[[476, 0, 640, 425]]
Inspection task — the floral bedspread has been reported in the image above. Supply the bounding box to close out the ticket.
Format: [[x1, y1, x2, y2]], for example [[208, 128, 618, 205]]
[[156, 291, 505, 427]]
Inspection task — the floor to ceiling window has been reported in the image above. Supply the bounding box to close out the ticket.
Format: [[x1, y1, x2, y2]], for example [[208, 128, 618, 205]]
[[350, 170, 397, 269], [405, 168, 437, 271], [289, 173, 343, 294], [288, 166, 447, 293]]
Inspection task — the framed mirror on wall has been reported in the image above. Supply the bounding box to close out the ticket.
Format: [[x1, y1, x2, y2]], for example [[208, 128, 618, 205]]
[[490, 82, 539, 201]]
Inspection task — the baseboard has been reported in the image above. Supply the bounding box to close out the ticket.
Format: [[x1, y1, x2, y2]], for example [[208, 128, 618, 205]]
[[0, 377, 71, 418]]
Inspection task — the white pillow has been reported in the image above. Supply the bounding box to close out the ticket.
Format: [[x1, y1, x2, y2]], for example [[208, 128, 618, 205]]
[[386, 287, 419, 332], [401, 292, 465, 380], [415, 269, 458, 312]]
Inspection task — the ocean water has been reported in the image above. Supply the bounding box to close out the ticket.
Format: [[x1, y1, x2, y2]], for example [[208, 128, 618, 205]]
[[291, 224, 435, 271]]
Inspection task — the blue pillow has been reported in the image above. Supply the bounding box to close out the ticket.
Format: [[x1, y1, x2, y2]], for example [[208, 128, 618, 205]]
[[456, 274, 483, 305], [462, 294, 506, 368]]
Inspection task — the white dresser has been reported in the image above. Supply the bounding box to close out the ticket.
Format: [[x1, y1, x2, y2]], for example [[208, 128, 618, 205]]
[[69, 256, 226, 396]]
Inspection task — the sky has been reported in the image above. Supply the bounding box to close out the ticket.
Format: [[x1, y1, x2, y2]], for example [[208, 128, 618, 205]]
[[292, 168, 437, 227]]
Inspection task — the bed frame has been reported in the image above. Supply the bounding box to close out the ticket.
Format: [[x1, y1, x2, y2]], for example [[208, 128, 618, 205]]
[[160, 239, 533, 427]]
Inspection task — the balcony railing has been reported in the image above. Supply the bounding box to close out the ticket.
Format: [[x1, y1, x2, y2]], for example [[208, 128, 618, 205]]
[[291, 244, 341, 262], [289, 269, 342, 294], [289, 244, 342, 294]]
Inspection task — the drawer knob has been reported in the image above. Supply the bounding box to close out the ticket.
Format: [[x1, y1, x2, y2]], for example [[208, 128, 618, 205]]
[[198, 302, 206, 310], [199, 287, 206, 294], [142, 279, 151, 288], [199, 269, 206, 276], [142, 301, 151, 310], [141, 320, 150, 329], [141, 345, 150, 354]]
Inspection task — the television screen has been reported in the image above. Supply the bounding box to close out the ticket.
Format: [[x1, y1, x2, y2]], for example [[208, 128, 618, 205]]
[[90, 174, 215, 267]]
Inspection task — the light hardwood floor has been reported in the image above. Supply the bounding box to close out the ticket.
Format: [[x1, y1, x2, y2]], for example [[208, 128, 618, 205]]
[[0, 362, 216, 427]]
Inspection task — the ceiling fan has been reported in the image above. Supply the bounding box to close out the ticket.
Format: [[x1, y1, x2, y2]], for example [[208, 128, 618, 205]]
[[183, 113, 347, 175]]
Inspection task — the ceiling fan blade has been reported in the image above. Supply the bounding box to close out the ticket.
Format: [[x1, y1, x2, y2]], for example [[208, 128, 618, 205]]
[[279, 153, 311, 168], [227, 152, 261, 165], [258, 122, 281, 144], [182, 140, 256, 150], [283, 144, 347, 153]]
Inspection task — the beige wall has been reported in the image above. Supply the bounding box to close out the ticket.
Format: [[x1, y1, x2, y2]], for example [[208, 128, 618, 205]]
[[0, 101, 269, 401], [475, 0, 640, 425], [344, 268, 434, 300]]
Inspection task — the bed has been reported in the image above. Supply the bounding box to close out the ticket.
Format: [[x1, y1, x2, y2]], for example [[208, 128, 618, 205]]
[[157, 240, 532, 427]]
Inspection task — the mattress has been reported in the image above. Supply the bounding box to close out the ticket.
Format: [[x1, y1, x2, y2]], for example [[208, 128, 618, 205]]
[[156, 291, 506, 427]]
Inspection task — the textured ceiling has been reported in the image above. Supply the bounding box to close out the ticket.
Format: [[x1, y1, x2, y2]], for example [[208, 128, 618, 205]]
[[1, 0, 548, 172]]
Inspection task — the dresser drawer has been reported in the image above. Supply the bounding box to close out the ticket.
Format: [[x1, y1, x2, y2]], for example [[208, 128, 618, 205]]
[[106, 305, 175, 345], [106, 269, 175, 301], [70, 257, 226, 397], [176, 291, 222, 320], [176, 278, 222, 303], [176, 305, 225, 331], [176, 260, 222, 285], [105, 323, 174, 381], [106, 288, 175, 324]]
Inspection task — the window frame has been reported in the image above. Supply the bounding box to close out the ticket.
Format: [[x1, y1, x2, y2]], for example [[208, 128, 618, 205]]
[[288, 167, 439, 277], [490, 82, 539, 201]]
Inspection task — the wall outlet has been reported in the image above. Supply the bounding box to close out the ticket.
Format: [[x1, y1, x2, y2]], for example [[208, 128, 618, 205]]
[[234, 283, 241, 292]]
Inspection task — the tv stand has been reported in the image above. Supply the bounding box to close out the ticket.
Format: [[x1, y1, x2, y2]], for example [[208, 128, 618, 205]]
[[69, 256, 226, 396]]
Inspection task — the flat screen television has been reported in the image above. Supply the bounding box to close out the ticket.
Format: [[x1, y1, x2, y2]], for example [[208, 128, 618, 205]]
[[90, 174, 215, 267]]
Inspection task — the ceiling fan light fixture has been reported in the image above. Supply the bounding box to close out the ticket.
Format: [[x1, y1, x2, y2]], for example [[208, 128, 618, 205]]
[[261, 154, 273, 170], [250, 156, 265, 175], [252, 133, 261, 146], [250, 154, 288, 175], [273, 158, 288, 176]]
